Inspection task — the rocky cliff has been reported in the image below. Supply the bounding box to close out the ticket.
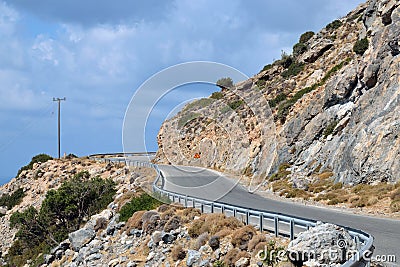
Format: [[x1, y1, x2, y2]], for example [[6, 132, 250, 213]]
[[155, 0, 400, 186]]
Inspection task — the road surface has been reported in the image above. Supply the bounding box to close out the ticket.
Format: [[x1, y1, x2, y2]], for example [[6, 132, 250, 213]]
[[158, 164, 400, 265]]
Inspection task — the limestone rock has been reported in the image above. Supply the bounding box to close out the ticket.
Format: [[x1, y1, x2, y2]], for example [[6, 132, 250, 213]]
[[287, 222, 356, 266], [69, 228, 96, 252]]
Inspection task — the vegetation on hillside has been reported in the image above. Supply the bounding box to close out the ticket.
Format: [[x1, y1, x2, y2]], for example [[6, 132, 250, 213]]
[[353, 37, 369, 55], [119, 192, 163, 222], [16, 154, 53, 178], [7, 171, 116, 266], [216, 77, 233, 88], [276, 58, 352, 123], [0, 188, 25, 210], [267, 163, 400, 212]]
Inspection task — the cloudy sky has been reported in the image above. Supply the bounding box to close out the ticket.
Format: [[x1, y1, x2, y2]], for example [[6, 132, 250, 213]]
[[0, 0, 363, 184]]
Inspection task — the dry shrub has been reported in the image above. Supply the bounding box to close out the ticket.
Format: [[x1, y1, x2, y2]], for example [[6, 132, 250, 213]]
[[248, 234, 267, 252], [224, 248, 250, 267], [252, 241, 268, 257], [214, 228, 233, 238], [331, 182, 343, 190], [188, 219, 205, 238], [390, 200, 400, 213], [123, 210, 146, 232], [284, 188, 312, 200], [171, 245, 186, 261], [142, 210, 160, 224], [164, 215, 181, 232], [143, 213, 162, 233], [318, 171, 334, 179], [350, 195, 369, 208], [391, 188, 400, 201], [158, 204, 171, 213], [94, 217, 107, 231], [224, 248, 239, 267], [201, 214, 243, 235], [368, 196, 379, 206], [161, 207, 177, 221], [188, 213, 243, 237], [231, 225, 256, 250], [308, 178, 334, 193], [271, 178, 291, 192], [115, 191, 140, 212], [181, 207, 201, 222], [194, 232, 209, 250]]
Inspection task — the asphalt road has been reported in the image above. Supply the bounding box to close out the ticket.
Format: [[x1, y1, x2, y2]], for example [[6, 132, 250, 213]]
[[158, 164, 400, 264]]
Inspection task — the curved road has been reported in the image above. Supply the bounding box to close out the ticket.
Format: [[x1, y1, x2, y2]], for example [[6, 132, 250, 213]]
[[158, 165, 400, 265]]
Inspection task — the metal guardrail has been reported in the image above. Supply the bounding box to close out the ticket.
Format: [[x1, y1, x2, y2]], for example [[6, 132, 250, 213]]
[[90, 154, 374, 267]]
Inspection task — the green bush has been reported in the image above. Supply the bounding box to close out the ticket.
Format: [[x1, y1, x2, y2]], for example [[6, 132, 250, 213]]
[[280, 53, 293, 69], [326, 20, 343, 30], [7, 172, 116, 265], [269, 163, 291, 182], [216, 77, 233, 88], [268, 93, 287, 108], [119, 192, 163, 222], [210, 92, 224, 100], [16, 154, 53, 177], [293, 42, 308, 57], [323, 120, 339, 138], [256, 79, 266, 89], [281, 61, 304, 78], [228, 100, 243, 110], [260, 64, 272, 72], [178, 112, 201, 128], [353, 38, 369, 55], [299, 31, 315, 43], [0, 188, 26, 210]]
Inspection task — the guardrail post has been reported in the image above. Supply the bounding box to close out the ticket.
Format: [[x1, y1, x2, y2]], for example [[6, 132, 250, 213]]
[[172, 195, 176, 203], [354, 236, 360, 250], [201, 203, 204, 213], [211, 203, 214, 213], [246, 211, 250, 225], [259, 213, 263, 233], [184, 195, 188, 208], [290, 219, 295, 240], [192, 198, 195, 208], [233, 208, 237, 218], [274, 217, 279, 237], [221, 205, 225, 214]]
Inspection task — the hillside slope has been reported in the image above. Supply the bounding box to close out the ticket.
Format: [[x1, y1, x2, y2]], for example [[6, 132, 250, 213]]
[[155, 0, 400, 187]]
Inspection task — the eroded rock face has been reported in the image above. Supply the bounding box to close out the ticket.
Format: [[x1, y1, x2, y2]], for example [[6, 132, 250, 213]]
[[155, 0, 400, 185]]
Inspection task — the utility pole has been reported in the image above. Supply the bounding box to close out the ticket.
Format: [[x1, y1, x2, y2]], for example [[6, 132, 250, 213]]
[[53, 97, 66, 159]]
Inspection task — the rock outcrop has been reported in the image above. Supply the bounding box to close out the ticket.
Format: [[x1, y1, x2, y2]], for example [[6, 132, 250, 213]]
[[287, 222, 356, 267], [155, 0, 400, 186]]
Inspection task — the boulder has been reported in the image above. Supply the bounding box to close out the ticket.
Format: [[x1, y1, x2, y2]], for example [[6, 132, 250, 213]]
[[186, 250, 201, 266], [287, 222, 356, 266], [68, 228, 96, 251]]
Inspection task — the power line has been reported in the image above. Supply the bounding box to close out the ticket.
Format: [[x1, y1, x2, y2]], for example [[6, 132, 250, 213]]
[[53, 97, 66, 159]]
